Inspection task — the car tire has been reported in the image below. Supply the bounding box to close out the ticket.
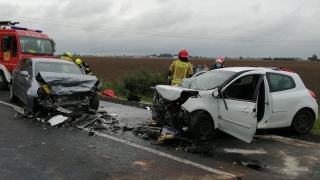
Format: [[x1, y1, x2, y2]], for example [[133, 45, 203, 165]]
[[90, 93, 99, 111], [0, 71, 8, 90], [9, 83, 18, 102], [290, 109, 314, 135], [189, 113, 219, 140]]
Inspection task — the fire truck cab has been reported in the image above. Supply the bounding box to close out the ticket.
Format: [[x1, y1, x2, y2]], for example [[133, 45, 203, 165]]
[[0, 21, 54, 90]]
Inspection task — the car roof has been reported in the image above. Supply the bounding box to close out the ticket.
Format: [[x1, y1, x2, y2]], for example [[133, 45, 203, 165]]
[[214, 67, 295, 75], [215, 67, 265, 72], [28, 58, 74, 64]]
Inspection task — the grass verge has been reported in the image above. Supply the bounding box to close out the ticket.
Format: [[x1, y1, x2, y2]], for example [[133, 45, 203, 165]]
[[311, 114, 320, 135]]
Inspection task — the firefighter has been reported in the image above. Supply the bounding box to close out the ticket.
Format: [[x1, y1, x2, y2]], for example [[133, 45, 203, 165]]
[[75, 58, 93, 75], [60, 52, 73, 62], [168, 49, 193, 85], [209, 57, 225, 70]]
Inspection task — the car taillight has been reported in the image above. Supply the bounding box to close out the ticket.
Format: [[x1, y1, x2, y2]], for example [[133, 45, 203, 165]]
[[308, 90, 316, 99]]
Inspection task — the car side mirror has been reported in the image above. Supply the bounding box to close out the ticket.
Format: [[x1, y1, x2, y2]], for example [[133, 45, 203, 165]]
[[20, 71, 29, 77], [212, 90, 219, 98]]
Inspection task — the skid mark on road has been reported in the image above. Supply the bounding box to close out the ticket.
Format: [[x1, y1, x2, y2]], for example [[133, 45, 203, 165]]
[[255, 135, 320, 148], [280, 151, 309, 177], [83, 128, 236, 178]]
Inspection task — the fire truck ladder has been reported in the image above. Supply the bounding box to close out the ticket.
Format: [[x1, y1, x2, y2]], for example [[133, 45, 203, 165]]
[[0, 21, 19, 26]]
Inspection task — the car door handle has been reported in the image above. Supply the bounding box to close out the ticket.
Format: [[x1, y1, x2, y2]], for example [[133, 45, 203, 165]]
[[242, 109, 249, 113]]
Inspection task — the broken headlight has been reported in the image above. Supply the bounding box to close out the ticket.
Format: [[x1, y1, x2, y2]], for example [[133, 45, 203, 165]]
[[37, 85, 50, 100]]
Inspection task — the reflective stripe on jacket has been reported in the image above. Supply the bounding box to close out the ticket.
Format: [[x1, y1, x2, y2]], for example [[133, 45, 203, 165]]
[[169, 60, 191, 85], [60, 56, 73, 62], [77, 61, 93, 75]]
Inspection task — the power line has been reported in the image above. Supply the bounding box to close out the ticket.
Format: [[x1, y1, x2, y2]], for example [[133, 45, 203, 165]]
[[39, 0, 259, 22], [1, 15, 320, 44]]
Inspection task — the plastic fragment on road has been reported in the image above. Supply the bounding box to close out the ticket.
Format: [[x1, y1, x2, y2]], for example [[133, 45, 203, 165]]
[[157, 134, 174, 143], [102, 90, 117, 98], [88, 132, 94, 136], [13, 106, 25, 115], [13, 106, 32, 117], [48, 115, 68, 126], [161, 125, 180, 135], [148, 120, 157, 126], [56, 107, 73, 114]]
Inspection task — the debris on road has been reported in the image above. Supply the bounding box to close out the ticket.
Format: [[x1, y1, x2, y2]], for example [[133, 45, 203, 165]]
[[48, 115, 69, 126], [241, 160, 269, 171], [102, 90, 117, 98], [88, 132, 95, 136], [127, 94, 141, 102], [161, 125, 180, 136], [158, 134, 174, 143], [148, 120, 157, 126], [13, 100, 214, 157]]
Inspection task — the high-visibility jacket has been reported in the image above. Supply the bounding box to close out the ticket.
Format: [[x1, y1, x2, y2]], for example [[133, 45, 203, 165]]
[[77, 61, 93, 75], [60, 56, 73, 62], [169, 60, 193, 85]]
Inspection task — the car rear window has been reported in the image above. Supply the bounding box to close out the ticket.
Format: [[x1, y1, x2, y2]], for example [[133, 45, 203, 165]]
[[266, 72, 296, 92]]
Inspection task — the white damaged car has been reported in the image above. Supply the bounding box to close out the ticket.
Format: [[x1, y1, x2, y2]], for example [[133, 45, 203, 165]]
[[151, 67, 318, 143]]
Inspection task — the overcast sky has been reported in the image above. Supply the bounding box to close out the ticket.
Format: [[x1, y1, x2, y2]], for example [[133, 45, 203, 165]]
[[1, 0, 320, 58]]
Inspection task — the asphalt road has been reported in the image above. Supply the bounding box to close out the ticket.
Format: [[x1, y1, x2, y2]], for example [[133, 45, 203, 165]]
[[1, 90, 320, 180]]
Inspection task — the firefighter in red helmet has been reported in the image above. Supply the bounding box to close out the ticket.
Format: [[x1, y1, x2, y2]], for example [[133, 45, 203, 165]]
[[209, 57, 225, 70], [168, 49, 193, 85]]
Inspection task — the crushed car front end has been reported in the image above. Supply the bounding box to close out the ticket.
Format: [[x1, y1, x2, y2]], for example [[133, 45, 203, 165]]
[[33, 71, 100, 116], [151, 69, 238, 140]]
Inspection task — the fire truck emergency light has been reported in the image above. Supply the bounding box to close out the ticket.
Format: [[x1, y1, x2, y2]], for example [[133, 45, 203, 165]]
[[10, 26, 43, 33]]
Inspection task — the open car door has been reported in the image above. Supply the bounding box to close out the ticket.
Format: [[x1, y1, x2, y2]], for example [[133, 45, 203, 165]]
[[217, 72, 265, 143]]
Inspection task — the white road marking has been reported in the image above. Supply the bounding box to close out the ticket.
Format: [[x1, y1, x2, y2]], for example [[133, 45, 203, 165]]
[[0, 100, 19, 108], [224, 148, 267, 155], [0, 100, 236, 178], [83, 128, 236, 178]]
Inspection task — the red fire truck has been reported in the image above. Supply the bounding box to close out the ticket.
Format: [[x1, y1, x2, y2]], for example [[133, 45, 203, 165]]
[[0, 21, 54, 90]]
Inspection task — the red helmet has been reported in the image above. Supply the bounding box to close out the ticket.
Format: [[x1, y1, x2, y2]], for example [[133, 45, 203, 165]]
[[178, 49, 188, 58], [215, 57, 225, 65]]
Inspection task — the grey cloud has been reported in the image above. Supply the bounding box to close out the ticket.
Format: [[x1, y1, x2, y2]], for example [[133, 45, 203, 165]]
[[2, 0, 320, 59], [251, 3, 261, 13]]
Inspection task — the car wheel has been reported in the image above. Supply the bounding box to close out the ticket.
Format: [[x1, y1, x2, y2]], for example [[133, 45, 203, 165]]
[[189, 113, 219, 140], [291, 109, 314, 135], [9, 83, 18, 102], [0, 71, 8, 90], [90, 93, 99, 111]]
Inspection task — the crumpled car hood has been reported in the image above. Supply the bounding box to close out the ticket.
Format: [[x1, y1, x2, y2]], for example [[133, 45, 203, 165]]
[[36, 72, 98, 95], [156, 85, 199, 101]]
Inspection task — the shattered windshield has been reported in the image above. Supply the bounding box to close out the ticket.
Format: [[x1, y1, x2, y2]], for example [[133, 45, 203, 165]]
[[35, 62, 84, 76], [180, 70, 236, 90], [20, 36, 53, 55]]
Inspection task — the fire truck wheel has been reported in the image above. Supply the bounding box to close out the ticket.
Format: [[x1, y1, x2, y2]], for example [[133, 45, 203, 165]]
[[0, 71, 9, 90]]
